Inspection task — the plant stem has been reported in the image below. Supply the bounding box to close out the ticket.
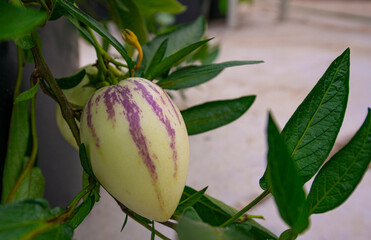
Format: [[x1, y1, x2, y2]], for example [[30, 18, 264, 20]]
[[6, 80, 39, 203], [30, 33, 81, 146], [13, 47, 24, 99], [87, 27, 107, 79], [219, 189, 271, 227]]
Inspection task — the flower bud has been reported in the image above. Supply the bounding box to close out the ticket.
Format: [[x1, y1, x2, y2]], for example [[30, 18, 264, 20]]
[[80, 77, 189, 221]]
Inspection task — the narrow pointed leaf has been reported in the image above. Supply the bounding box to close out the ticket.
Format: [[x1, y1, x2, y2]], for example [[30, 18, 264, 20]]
[[307, 108, 371, 214], [266, 113, 309, 233], [137, 16, 206, 75], [56, 69, 86, 90], [1, 101, 30, 203], [158, 60, 263, 90], [145, 38, 168, 77], [14, 81, 39, 104], [64, 14, 94, 46], [146, 39, 211, 80], [173, 187, 208, 217], [59, 0, 135, 69], [260, 48, 350, 189], [0, 1, 47, 41], [181, 96, 255, 135]]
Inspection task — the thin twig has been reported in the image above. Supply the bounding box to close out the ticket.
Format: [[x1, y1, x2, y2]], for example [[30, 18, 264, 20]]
[[219, 189, 271, 227], [30, 33, 81, 146]]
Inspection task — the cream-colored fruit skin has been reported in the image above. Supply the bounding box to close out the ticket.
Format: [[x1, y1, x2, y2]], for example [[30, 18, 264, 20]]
[[62, 65, 97, 107], [80, 78, 189, 222], [55, 65, 97, 148], [56, 106, 79, 149]]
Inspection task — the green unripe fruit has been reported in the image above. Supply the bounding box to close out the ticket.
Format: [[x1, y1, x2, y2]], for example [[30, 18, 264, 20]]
[[80, 77, 189, 222], [56, 65, 97, 148]]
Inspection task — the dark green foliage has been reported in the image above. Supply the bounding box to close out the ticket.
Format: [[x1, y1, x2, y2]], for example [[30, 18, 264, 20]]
[[307, 108, 371, 214], [181, 96, 255, 135]]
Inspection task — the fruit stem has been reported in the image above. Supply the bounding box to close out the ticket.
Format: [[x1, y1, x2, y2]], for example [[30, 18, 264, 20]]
[[219, 188, 271, 227]]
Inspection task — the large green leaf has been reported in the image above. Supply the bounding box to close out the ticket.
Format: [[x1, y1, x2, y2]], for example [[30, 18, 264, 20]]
[[137, 16, 206, 75], [177, 208, 252, 240], [158, 61, 263, 90], [260, 48, 350, 189], [108, 0, 148, 45], [0, 199, 73, 240], [145, 39, 211, 80], [307, 108, 371, 214], [181, 96, 255, 135], [1, 101, 30, 203], [266, 113, 309, 233], [59, 0, 135, 69], [12, 167, 45, 202], [0, 1, 47, 41]]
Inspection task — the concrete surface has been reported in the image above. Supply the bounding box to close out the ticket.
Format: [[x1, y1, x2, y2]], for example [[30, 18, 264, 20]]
[[75, 1, 371, 239]]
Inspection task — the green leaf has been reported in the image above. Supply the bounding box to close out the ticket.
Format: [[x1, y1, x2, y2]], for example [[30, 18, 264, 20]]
[[79, 144, 96, 180], [182, 186, 277, 239], [1, 101, 30, 203], [145, 38, 168, 76], [0, 199, 73, 240], [50, 0, 75, 21], [146, 39, 211, 80], [108, 0, 148, 45], [14, 81, 39, 104], [173, 187, 208, 217], [279, 229, 298, 240], [266, 113, 309, 233], [137, 16, 206, 75], [66, 196, 94, 229], [0, 1, 47, 41], [12, 167, 45, 202], [120, 214, 129, 232], [177, 208, 252, 240], [13, 35, 35, 50], [134, 0, 185, 17], [56, 69, 86, 90], [158, 61, 263, 90], [260, 48, 350, 189], [64, 14, 95, 46], [187, 43, 220, 65], [181, 96, 255, 135], [59, 0, 135, 69], [307, 108, 371, 214]]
